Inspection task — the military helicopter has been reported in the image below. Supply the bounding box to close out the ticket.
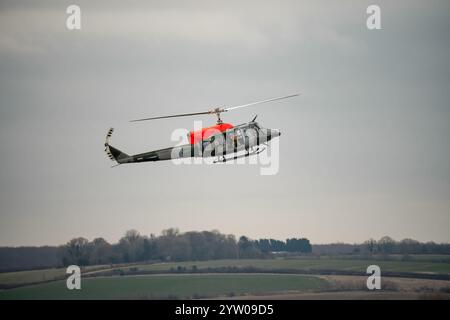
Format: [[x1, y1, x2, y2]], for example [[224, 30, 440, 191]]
[[104, 93, 299, 166]]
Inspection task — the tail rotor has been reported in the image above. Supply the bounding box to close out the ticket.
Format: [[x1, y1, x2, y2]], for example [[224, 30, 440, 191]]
[[104, 128, 130, 165], [104, 128, 115, 161]]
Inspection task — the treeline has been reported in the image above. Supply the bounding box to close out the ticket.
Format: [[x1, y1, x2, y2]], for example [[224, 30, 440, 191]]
[[313, 236, 450, 255], [0, 247, 59, 271], [362, 236, 450, 255], [58, 229, 312, 266], [2, 232, 450, 272]]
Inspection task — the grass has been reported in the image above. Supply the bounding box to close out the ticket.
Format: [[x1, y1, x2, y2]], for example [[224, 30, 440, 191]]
[[0, 274, 328, 300]]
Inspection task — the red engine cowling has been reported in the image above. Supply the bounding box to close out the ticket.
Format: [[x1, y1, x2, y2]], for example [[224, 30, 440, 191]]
[[188, 123, 233, 145]]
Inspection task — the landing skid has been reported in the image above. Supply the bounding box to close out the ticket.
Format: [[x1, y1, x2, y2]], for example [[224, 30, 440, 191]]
[[213, 147, 265, 163]]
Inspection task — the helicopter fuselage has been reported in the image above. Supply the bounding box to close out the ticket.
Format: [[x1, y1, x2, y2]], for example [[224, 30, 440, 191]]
[[105, 121, 280, 165]]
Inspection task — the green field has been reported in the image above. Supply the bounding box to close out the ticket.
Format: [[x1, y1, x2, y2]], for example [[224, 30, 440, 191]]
[[0, 274, 328, 300]]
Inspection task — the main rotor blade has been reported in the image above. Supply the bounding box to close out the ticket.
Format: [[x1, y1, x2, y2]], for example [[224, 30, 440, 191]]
[[130, 111, 211, 122], [225, 93, 300, 111], [130, 93, 299, 123]]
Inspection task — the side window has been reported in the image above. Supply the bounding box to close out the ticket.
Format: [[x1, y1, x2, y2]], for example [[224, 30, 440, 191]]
[[225, 131, 234, 147], [242, 128, 248, 139], [235, 129, 244, 143]]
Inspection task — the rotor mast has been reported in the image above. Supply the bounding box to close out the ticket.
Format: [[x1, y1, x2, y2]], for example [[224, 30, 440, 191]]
[[210, 107, 225, 124]]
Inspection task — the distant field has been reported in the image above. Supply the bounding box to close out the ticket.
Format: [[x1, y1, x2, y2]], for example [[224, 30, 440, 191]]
[[1, 255, 449, 290], [322, 254, 450, 263], [0, 274, 328, 300], [0, 265, 111, 287], [0, 268, 65, 287], [121, 258, 450, 274]]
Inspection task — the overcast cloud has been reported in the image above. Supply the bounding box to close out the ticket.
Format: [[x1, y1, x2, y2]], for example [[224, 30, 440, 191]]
[[0, 0, 449, 246]]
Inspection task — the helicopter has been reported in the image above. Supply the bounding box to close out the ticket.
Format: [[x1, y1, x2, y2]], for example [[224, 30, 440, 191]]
[[104, 93, 299, 166]]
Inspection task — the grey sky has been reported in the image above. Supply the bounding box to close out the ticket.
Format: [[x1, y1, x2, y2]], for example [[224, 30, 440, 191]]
[[0, 0, 449, 246]]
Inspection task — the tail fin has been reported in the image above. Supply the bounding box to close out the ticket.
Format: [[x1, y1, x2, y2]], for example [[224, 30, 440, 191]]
[[104, 128, 130, 164]]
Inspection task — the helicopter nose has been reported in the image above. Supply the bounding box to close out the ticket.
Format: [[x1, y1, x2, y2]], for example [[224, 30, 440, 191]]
[[272, 129, 281, 137]]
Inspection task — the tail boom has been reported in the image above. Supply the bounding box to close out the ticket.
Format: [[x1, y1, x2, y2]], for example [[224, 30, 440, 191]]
[[104, 127, 175, 165]]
